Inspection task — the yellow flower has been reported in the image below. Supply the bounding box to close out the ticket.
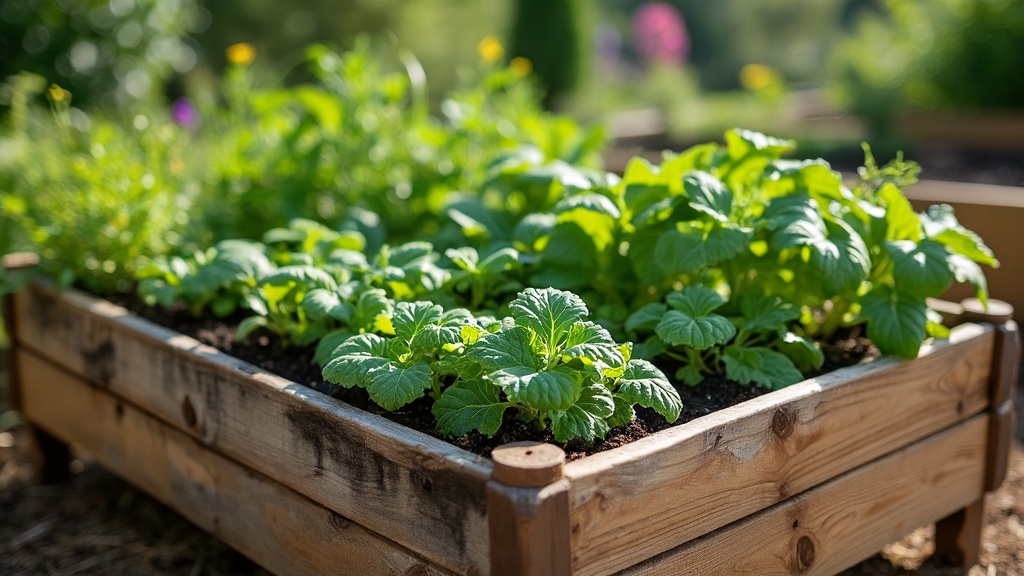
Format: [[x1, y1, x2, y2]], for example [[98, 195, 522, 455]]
[[47, 84, 69, 104], [477, 36, 504, 63], [226, 42, 256, 66], [739, 64, 775, 91], [510, 57, 532, 77]]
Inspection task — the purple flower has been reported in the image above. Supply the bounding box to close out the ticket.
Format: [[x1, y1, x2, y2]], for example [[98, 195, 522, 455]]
[[632, 3, 690, 66], [171, 97, 200, 129]]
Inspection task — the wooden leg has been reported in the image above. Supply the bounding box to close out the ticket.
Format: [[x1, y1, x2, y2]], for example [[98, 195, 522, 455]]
[[24, 422, 72, 483], [934, 497, 985, 569]]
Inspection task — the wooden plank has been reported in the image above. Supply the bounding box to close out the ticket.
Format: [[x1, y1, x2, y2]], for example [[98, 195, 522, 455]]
[[619, 414, 989, 576], [934, 498, 986, 569], [986, 400, 1015, 491], [17, 350, 456, 576], [565, 323, 995, 576], [488, 443, 572, 576], [12, 284, 492, 575], [991, 322, 1021, 406]]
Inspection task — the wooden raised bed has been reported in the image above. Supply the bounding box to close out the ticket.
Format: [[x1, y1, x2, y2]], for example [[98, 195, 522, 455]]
[[4, 279, 1019, 575]]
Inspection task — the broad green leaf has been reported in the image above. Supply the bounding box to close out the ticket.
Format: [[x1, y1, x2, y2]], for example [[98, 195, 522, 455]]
[[737, 295, 800, 333], [322, 337, 391, 389], [625, 302, 667, 333], [301, 289, 353, 322], [665, 286, 727, 317], [392, 301, 444, 343], [367, 363, 432, 411], [445, 247, 479, 271], [235, 316, 267, 341], [261, 265, 338, 291], [433, 379, 510, 437], [498, 366, 581, 411], [466, 326, 539, 373], [948, 254, 989, 306], [606, 395, 636, 428], [723, 346, 804, 390], [314, 328, 356, 367], [480, 248, 520, 276], [725, 129, 795, 160], [704, 225, 753, 263], [860, 285, 928, 359], [776, 331, 824, 372], [548, 384, 615, 442], [921, 205, 998, 267], [885, 240, 955, 298], [676, 364, 704, 387], [509, 288, 589, 349], [684, 171, 732, 223], [512, 213, 557, 253], [553, 193, 621, 219], [877, 183, 923, 242], [656, 310, 736, 350], [410, 325, 463, 353], [561, 321, 625, 370], [353, 289, 393, 332], [813, 220, 871, 294], [617, 359, 682, 422], [654, 227, 707, 276]]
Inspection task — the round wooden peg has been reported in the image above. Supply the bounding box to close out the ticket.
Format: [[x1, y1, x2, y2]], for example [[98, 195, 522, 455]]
[[491, 441, 565, 488], [960, 298, 1014, 324]]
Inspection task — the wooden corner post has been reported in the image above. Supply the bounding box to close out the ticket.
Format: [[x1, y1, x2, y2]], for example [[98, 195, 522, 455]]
[[2, 254, 72, 483], [487, 441, 572, 576], [936, 299, 1019, 568]]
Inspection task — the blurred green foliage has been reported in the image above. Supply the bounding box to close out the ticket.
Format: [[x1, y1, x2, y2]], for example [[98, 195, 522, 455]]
[[508, 0, 590, 107], [831, 0, 1024, 131], [0, 0, 204, 106]]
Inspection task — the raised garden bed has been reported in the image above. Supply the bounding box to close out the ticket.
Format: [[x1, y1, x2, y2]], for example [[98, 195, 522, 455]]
[[5, 279, 1019, 575]]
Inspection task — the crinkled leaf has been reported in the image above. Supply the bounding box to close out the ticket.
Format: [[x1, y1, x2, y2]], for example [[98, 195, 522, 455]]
[[723, 346, 804, 390], [509, 288, 589, 349], [367, 364, 432, 411], [617, 359, 682, 422], [353, 289, 393, 332], [606, 395, 636, 428], [410, 324, 463, 353], [548, 384, 615, 442], [666, 286, 727, 317], [704, 225, 753, 263], [561, 321, 625, 370], [860, 285, 928, 359], [466, 326, 539, 373], [625, 302, 668, 333], [322, 334, 391, 389], [392, 301, 444, 343], [508, 366, 582, 411], [885, 240, 955, 298], [433, 379, 509, 437], [654, 227, 707, 276], [260, 265, 338, 291], [656, 309, 736, 350], [684, 171, 732, 223]]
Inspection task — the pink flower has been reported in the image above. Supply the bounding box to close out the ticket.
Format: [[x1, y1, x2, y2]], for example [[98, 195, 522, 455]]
[[632, 3, 690, 66], [171, 98, 200, 129]]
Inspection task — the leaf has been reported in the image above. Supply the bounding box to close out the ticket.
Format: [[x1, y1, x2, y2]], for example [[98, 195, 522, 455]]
[[321, 334, 392, 389], [445, 247, 479, 271], [877, 183, 923, 242], [723, 346, 804, 390], [625, 303, 667, 333], [684, 171, 733, 223], [367, 363, 432, 411], [860, 285, 928, 359], [704, 225, 753, 263], [553, 193, 622, 219], [301, 289, 353, 322], [606, 395, 636, 428], [466, 326, 539, 373], [503, 366, 582, 412], [885, 240, 955, 298], [666, 286, 727, 316], [548, 384, 615, 442], [920, 205, 998, 267], [948, 254, 989, 306], [512, 213, 557, 253], [776, 331, 825, 372], [391, 301, 444, 343], [261, 265, 338, 291], [314, 328, 356, 367], [353, 289, 393, 332], [654, 227, 708, 276], [410, 324, 463, 353], [617, 359, 682, 422], [675, 364, 704, 387], [561, 321, 625, 371], [480, 247, 520, 276], [737, 295, 800, 333], [725, 129, 795, 159], [433, 379, 510, 437], [235, 316, 267, 341], [509, 288, 589, 350], [656, 310, 736, 350]]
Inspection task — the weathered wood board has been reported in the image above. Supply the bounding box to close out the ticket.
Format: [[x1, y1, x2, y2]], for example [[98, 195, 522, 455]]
[[619, 413, 989, 575], [17, 350, 455, 576], [564, 323, 994, 576], [12, 283, 493, 575]]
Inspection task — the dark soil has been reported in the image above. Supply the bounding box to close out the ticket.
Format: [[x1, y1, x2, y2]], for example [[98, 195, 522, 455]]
[[109, 293, 876, 460]]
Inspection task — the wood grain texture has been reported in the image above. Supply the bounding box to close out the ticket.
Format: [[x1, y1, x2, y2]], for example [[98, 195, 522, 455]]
[[17, 350, 455, 576], [620, 414, 989, 576], [992, 322, 1021, 406], [12, 283, 492, 575], [565, 324, 995, 576], [986, 400, 1015, 491], [935, 498, 986, 569], [488, 480, 572, 576]]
